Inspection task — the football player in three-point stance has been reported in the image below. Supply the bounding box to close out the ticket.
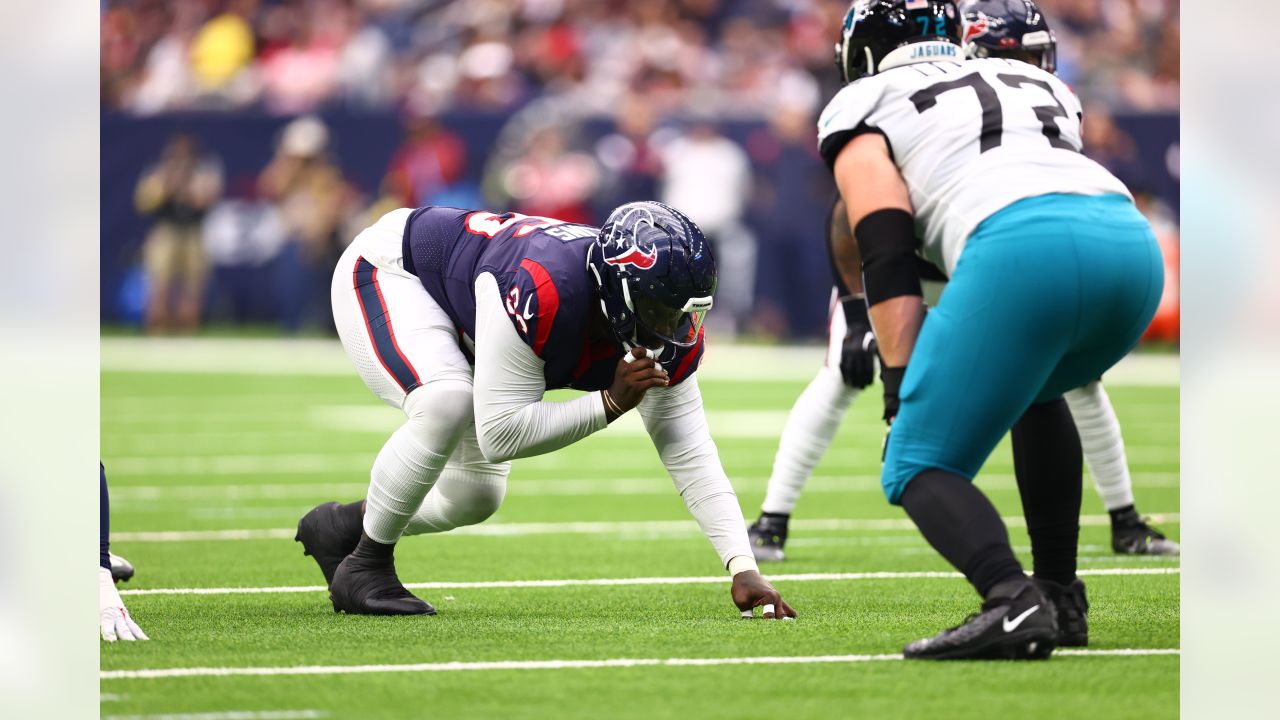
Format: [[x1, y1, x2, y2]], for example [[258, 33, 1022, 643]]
[[296, 200, 795, 620], [748, 0, 1177, 570], [816, 0, 1162, 659]]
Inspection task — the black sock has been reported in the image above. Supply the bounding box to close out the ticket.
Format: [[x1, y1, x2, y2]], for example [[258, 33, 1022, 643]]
[[351, 533, 395, 561], [1011, 398, 1083, 586], [760, 512, 790, 522], [900, 469, 1025, 597]]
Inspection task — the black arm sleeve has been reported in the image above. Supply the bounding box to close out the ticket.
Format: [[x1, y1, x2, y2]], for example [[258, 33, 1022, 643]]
[[855, 209, 922, 306]]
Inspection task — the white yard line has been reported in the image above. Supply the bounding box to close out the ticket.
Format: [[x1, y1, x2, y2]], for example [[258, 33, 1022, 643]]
[[119, 567, 1178, 597], [100, 648, 1179, 680], [111, 513, 1180, 543], [101, 337, 1178, 385], [108, 473, 1182, 501], [104, 707, 325, 712]]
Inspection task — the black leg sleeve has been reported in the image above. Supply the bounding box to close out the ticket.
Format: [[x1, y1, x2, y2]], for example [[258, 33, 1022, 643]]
[[100, 462, 111, 570], [900, 469, 1025, 597], [1011, 398, 1083, 586]]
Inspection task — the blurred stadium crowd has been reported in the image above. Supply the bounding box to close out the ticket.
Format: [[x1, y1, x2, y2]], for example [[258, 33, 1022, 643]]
[[102, 0, 1179, 340], [102, 0, 1178, 115]]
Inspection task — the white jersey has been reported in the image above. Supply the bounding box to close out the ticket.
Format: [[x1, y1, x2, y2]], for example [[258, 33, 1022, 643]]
[[817, 57, 1131, 275]]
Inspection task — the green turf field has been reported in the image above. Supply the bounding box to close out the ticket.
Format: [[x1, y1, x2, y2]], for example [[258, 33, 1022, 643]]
[[100, 339, 1179, 719]]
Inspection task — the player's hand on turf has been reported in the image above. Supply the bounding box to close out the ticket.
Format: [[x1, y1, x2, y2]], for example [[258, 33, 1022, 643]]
[[840, 322, 878, 389], [100, 566, 149, 642], [606, 346, 669, 416], [732, 570, 797, 620]]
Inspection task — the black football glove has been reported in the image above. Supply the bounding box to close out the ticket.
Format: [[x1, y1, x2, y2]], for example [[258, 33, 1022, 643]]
[[840, 322, 878, 389]]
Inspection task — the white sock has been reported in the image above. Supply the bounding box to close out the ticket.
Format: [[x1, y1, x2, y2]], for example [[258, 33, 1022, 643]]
[[363, 380, 473, 544], [1064, 381, 1134, 511], [761, 367, 858, 516]]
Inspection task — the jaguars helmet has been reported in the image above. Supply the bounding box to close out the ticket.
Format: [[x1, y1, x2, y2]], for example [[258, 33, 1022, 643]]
[[835, 0, 963, 84], [586, 201, 715, 361], [959, 0, 1057, 73]]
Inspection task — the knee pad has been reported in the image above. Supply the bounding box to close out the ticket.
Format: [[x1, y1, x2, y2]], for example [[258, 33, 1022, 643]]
[[402, 376, 474, 450]]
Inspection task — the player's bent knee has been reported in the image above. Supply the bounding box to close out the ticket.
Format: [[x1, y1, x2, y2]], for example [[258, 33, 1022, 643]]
[[402, 377, 475, 448]]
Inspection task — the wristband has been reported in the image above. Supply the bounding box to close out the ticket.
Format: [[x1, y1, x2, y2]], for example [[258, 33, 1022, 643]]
[[881, 366, 905, 423], [601, 389, 624, 418], [839, 294, 870, 326], [728, 555, 759, 576]]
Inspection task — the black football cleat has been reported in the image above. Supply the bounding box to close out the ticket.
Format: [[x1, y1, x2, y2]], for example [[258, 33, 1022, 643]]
[[1033, 576, 1089, 647], [329, 549, 436, 616], [747, 513, 790, 563], [108, 552, 135, 583], [904, 578, 1058, 660], [1111, 507, 1180, 556], [296, 501, 364, 586]]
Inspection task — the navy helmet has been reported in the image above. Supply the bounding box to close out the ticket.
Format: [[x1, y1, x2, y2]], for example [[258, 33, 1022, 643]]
[[587, 201, 715, 359], [835, 0, 963, 84], [959, 0, 1057, 73]]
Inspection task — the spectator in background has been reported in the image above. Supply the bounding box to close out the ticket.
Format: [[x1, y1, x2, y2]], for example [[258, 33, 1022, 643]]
[[259, 116, 356, 331], [257, 1, 346, 114], [659, 120, 753, 336], [188, 0, 259, 109], [499, 125, 598, 225], [748, 101, 832, 340], [383, 115, 467, 208], [134, 134, 223, 333], [201, 175, 288, 324], [127, 1, 206, 114], [1081, 105, 1145, 189], [594, 92, 664, 215]]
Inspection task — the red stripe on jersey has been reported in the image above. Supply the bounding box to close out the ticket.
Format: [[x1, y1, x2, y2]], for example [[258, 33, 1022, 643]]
[[672, 327, 705, 383], [519, 259, 559, 355]]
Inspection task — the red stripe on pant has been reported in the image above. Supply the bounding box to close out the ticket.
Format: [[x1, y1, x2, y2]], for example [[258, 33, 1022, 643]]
[[353, 257, 423, 394]]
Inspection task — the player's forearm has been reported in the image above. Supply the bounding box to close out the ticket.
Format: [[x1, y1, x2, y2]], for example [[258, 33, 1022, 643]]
[[475, 393, 607, 463], [868, 295, 924, 367], [638, 379, 755, 570], [828, 196, 865, 298]]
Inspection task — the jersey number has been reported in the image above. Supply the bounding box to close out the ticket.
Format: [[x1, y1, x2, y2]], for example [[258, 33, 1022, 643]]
[[465, 211, 565, 239], [909, 73, 1078, 154]]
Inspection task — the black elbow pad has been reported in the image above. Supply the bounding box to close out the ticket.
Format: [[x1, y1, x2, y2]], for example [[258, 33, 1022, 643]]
[[855, 209, 922, 306]]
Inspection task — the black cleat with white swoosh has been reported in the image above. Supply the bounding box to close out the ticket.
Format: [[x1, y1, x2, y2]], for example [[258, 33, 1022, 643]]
[[904, 578, 1058, 660]]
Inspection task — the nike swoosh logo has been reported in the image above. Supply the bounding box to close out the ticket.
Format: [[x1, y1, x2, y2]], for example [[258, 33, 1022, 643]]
[[1003, 604, 1040, 633], [521, 296, 534, 320]]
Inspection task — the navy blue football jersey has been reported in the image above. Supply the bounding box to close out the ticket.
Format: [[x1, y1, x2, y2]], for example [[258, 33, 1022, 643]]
[[400, 206, 704, 391]]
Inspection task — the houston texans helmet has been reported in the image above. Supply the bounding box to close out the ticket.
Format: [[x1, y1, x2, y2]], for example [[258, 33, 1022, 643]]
[[959, 0, 1057, 73], [835, 0, 963, 84], [586, 201, 715, 360]]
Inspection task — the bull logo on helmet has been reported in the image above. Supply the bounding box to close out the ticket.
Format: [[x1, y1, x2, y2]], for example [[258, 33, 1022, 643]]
[[601, 203, 662, 270], [604, 245, 658, 270]]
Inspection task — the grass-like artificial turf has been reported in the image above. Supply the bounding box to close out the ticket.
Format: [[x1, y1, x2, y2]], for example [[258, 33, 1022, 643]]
[[101, 340, 1179, 719]]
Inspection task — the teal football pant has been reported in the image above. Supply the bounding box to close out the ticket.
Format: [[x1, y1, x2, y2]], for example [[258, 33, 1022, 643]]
[[881, 193, 1163, 505]]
